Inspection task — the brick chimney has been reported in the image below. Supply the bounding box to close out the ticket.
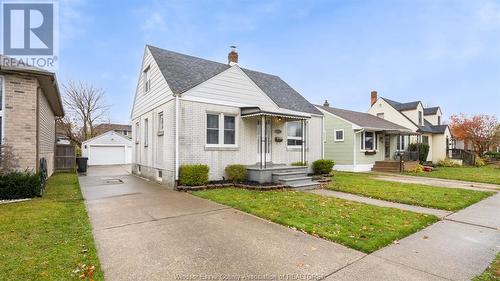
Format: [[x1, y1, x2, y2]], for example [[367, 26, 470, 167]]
[[370, 91, 378, 106], [323, 100, 330, 107], [228, 45, 238, 65]]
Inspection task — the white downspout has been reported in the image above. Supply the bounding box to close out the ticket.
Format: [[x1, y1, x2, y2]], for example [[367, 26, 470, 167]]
[[174, 94, 180, 181], [353, 129, 365, 171], [321, 116, 325, 159]]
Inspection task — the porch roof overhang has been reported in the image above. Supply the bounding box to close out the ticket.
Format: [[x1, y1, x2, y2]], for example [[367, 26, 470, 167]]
[[240, 107, 311, 120], [382, 130, 420, 135]]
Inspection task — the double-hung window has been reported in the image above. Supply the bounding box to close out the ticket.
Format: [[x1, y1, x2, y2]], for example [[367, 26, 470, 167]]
[[437, 116, 441, 125], [334, 129, 344, 142], [418, 111, 423, 125], [422, 135, 429, 145], [361, 131, 375, 151], [206, 113, 236, 146], [144, 67, 151, 93], [287, 121, 303, 147], [144, 119, 149, 147], [397, 135, 406, 151], [223, 116, 235, 144]]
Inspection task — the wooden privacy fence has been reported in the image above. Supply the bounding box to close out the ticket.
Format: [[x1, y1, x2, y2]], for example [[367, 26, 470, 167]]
[[55, 144, 76, 171]]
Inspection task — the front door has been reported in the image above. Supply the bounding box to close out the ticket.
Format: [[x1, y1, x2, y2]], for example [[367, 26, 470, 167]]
[[257, 118, 272, 163], [384, 135, 391, 160]]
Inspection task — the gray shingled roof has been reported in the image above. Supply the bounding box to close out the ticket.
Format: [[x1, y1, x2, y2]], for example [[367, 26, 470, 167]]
[[419, 120, 448, 134], [382, 98, 421, 111], [317, 105, 411, 131], [147, 45, 321, 115], [423, 106, 440, 115]]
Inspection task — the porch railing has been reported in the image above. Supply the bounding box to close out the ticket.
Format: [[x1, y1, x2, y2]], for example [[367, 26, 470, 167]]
[[447, 148, 475, 166], [394, 151, 419, 162]]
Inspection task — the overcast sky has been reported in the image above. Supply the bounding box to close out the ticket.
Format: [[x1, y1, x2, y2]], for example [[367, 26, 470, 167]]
[[58, 0, 500, 124]]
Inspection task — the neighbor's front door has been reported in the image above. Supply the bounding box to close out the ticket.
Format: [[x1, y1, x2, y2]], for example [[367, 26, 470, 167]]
[[384, 135, 391, 160], [257, 118, 272, 163]]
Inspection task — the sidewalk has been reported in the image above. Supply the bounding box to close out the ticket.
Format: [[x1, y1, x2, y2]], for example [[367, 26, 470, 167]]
[[324, 192, 500, 281], [374, 173, 500, 192]]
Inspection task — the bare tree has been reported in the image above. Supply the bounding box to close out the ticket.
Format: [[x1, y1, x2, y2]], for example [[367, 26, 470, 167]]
[[59, 81, 109, 147]]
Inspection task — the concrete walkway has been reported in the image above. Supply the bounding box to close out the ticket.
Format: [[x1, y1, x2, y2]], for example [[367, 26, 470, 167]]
[[79, 166, 364, 281], [374, 173, 500, 192], [308, 189, 452, 218]]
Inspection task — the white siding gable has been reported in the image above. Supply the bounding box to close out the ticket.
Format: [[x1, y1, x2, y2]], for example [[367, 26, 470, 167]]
[[182, 65, 279, 110], [401, 102, 424, 126], [131, 47, 174, 119], [368, 99, 419, 131]]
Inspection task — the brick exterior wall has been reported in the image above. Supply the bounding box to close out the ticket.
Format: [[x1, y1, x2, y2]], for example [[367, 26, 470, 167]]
[[3, 74, 39, 172]]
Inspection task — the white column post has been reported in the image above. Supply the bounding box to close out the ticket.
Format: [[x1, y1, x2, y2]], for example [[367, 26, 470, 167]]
[[261, 115, 266, 169], [301, 119, 305, 164]]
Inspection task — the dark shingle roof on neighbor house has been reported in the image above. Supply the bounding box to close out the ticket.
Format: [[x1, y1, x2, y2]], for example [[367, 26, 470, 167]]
[[419, 120, 448, 134], [316, 105, 412, 132], [423, 106, 440, 115], [147, 45, 321, 115], [382, 98, 421, 111]]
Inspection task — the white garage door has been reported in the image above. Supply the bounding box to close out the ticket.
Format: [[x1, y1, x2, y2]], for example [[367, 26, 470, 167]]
[[89, 145, 125, 165]]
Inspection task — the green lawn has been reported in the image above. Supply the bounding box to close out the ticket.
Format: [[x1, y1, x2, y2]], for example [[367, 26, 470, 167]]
[[474, 253, 500, 281], [328, 172, 493, 211], [193, 188, 437, 253], [408, 166, 500, 186], [0, 173, 103, 281]]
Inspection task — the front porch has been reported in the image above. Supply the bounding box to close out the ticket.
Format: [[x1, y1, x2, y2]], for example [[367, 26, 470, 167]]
[[372, 130, 421, 173], [245, 163, 319, 189]]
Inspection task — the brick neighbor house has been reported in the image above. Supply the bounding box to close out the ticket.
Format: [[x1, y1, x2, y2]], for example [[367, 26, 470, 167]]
[[0, 57, 64, 177]]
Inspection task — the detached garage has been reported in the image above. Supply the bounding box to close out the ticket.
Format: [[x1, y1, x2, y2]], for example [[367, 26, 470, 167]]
[[82, 131, 132, 166]]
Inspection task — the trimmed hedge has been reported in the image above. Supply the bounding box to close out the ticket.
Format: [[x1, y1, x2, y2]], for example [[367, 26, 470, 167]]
[[225, 164, 247, 183], [0, 171, 43, 199], [312, 159, 335, 175], [179, 164, 209, 186], [408, 143, 430, 163]]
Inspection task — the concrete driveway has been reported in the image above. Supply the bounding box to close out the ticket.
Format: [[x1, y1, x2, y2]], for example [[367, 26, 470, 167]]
[[79, 166, 364, 281]]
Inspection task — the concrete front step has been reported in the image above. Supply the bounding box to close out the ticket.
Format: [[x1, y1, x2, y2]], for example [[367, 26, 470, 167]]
[[279, 176, 315, 186], [272, 171, 308, 181], [288, 182, 321, 191]]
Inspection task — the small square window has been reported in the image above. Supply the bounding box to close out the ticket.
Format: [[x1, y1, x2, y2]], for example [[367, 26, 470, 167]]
[[334, 129, 344, 142]]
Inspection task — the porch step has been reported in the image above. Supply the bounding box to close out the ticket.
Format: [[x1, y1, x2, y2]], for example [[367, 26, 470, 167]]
[[278, 176, 315, 186], [288, 182, 321, 191], [272, 171, 308, 181]]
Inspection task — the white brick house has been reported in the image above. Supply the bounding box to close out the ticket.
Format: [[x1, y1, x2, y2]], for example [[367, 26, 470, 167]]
[[0, 58, 64, 176], [130, 46, 324, 188]]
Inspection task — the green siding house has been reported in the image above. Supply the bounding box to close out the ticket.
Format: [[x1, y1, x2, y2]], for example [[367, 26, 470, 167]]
[[316, 102, 413, 172]]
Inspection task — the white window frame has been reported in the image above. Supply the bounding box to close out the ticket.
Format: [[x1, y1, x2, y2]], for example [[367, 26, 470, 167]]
[[437, 115, 441, 125], [422, 135, 429, 145], [360, 131, 377, 151], [158, 111, 164, 132], [144, 66, 151, 93], [376, 113, 384, 119], [286, 121, 304, 148], [334, 129, 344, 142], [418, 111, 423, 125], [205, 112, 238, 147], [396, 135, 407, 151], [144, 118, 148, 147]]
